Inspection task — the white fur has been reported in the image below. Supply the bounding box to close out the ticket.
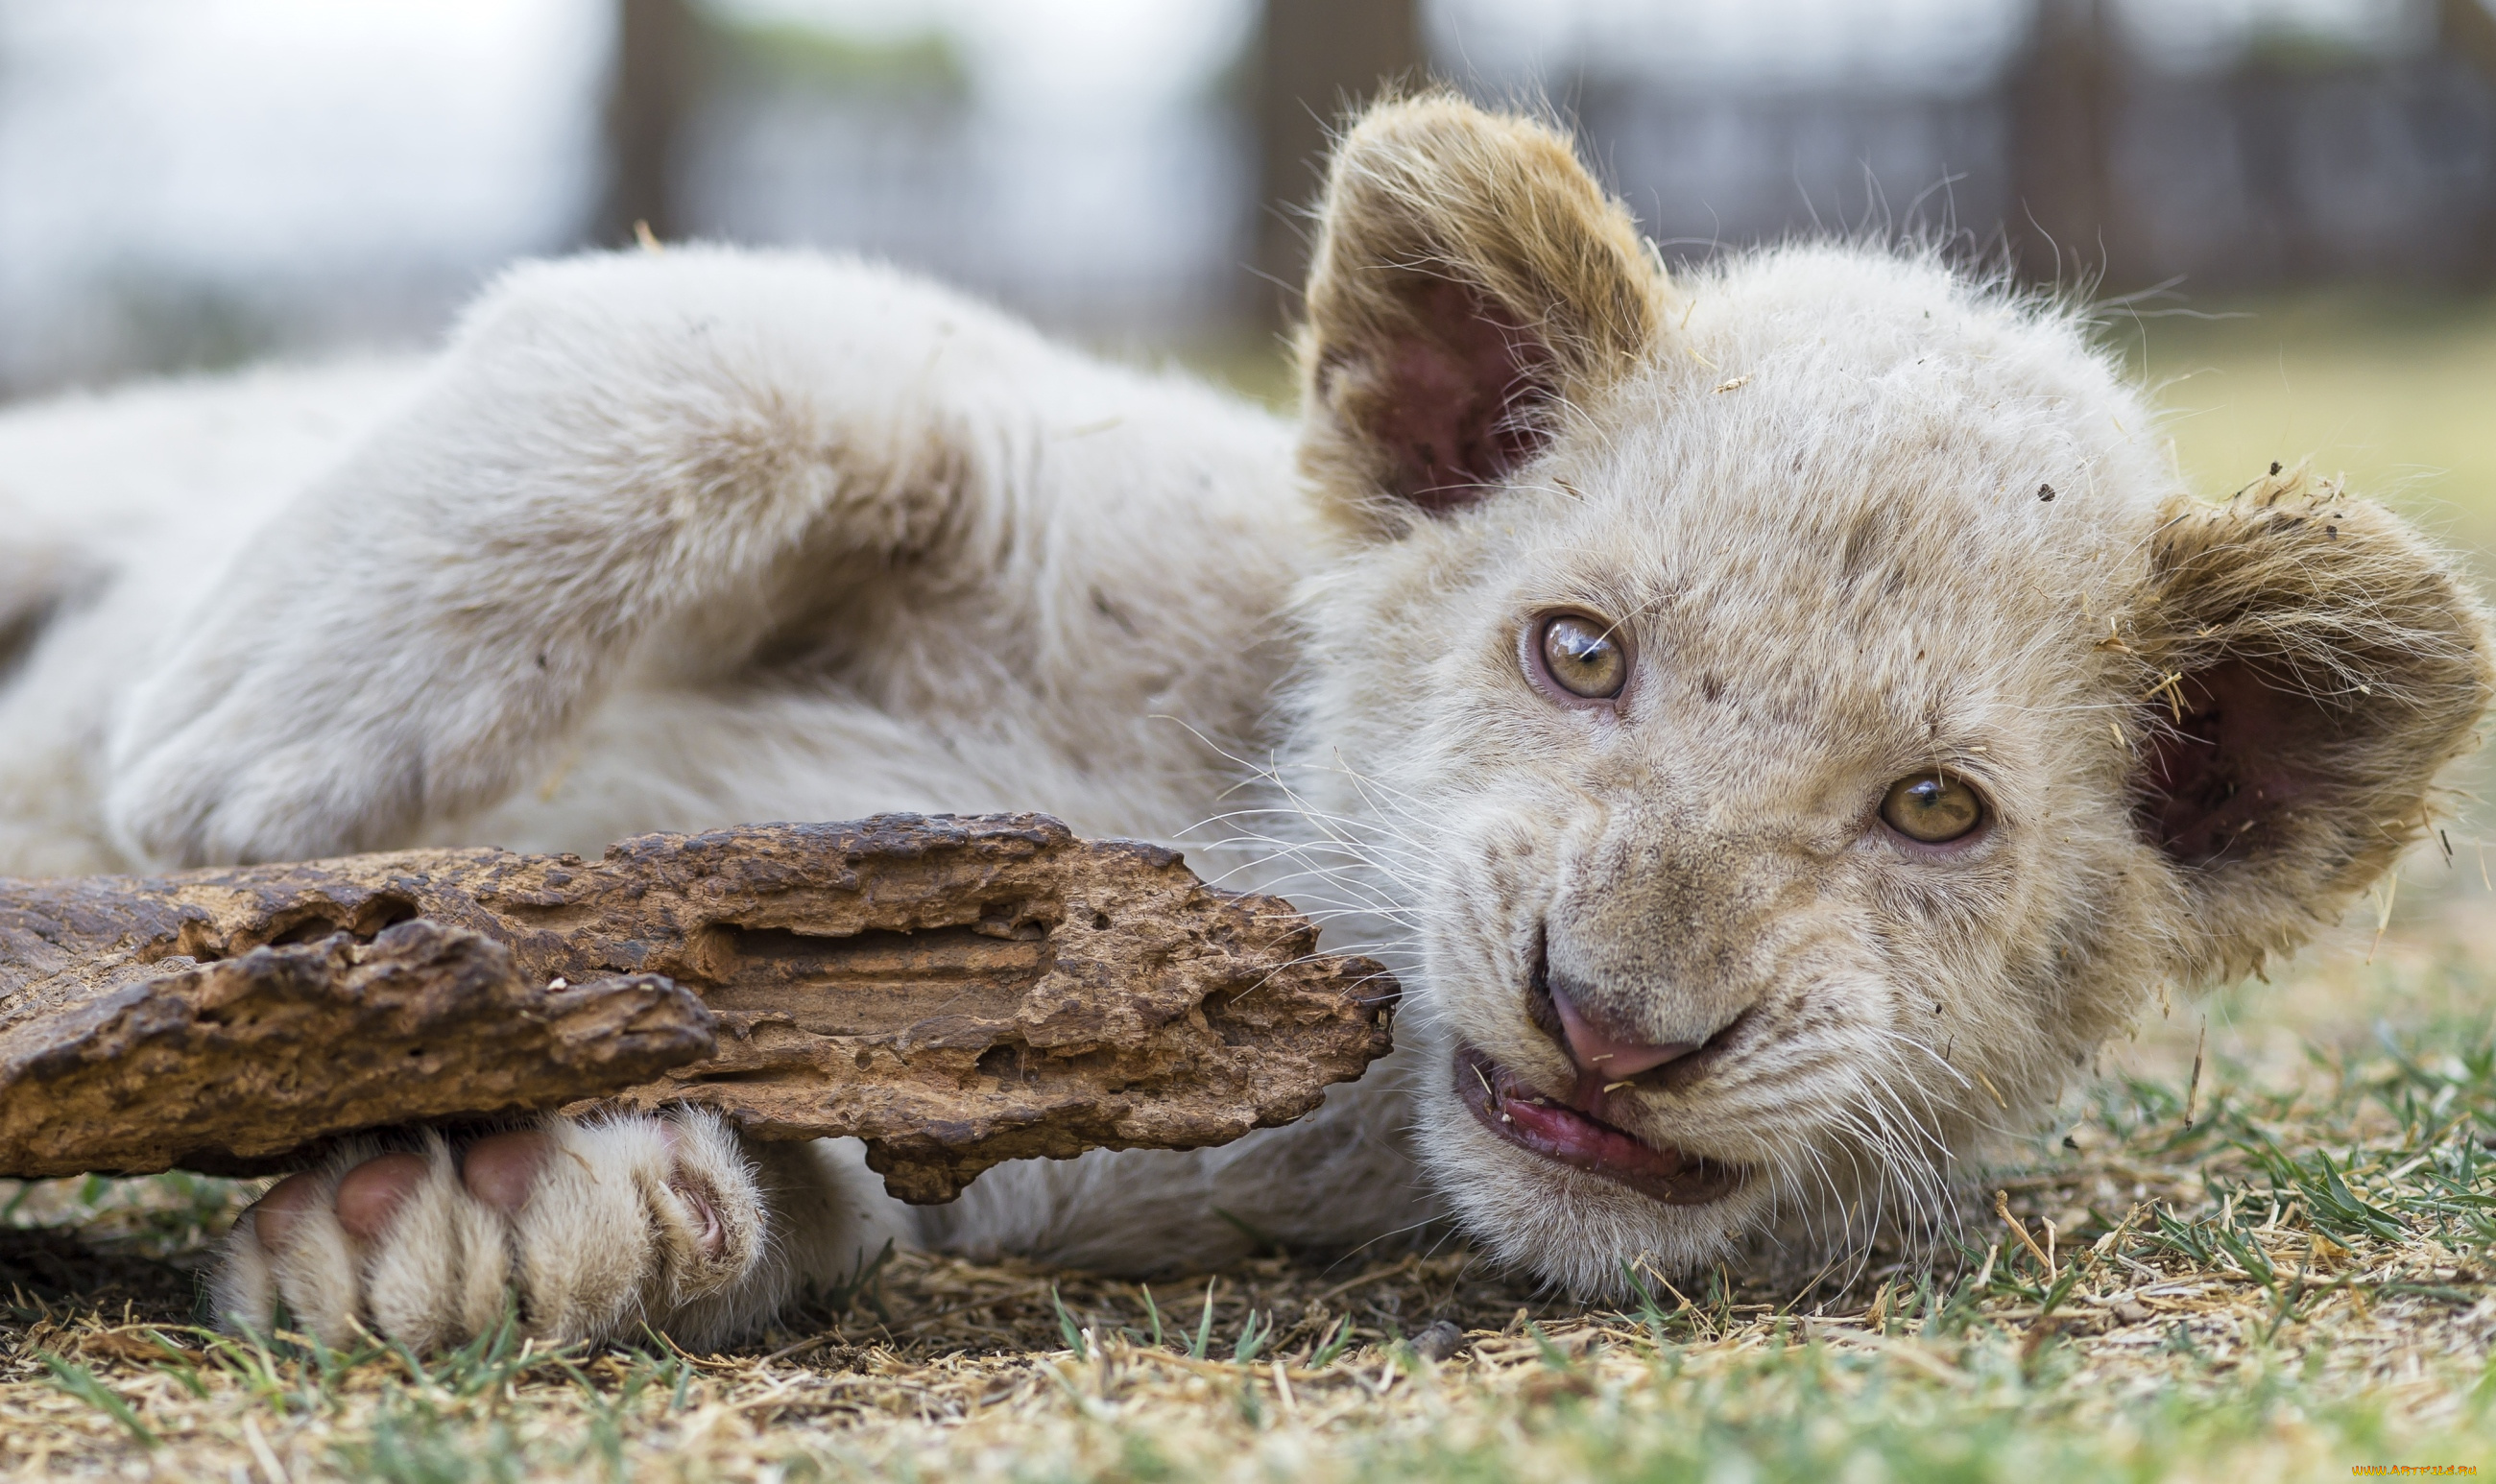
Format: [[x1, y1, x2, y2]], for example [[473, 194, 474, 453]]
[[2, 213, 2465, 1344], [7, 249, 1427, 1341]]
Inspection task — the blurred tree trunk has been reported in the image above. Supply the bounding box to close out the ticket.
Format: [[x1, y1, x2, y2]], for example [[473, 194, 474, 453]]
[[1254, 0, 1423, 327], [2446, 0, 2496, 82], [2444, 0, 2496, 284], [2004, 0, 2130, 289], [597, 0, 699, 247]]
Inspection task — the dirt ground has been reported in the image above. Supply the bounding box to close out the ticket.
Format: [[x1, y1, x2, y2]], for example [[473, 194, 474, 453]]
[[1, 860, 2492, 1482]]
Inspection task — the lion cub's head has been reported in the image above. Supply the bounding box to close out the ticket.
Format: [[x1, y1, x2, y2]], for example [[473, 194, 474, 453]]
[[1280, 95, 2493, 1294]]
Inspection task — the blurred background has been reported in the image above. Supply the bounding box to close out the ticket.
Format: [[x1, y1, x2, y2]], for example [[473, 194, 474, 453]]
[[0, 0, 2490, 546]]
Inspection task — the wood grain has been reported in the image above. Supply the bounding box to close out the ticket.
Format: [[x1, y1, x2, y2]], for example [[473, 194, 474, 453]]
[[0, 814, 1396, 1202]]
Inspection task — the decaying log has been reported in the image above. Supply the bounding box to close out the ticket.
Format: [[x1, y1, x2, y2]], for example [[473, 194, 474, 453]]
[[0, 922, 714, 1184], [0, 814, 1395, 1202]]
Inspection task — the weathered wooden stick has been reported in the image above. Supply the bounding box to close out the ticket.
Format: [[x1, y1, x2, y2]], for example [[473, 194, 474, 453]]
[[0, 922, 713, 1183], [0, 814, 1395, 1202]]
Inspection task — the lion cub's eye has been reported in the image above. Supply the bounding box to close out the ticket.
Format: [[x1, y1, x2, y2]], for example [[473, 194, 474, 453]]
[[1532, 612, 1627, 701], [1880, 773, 1984, 844]]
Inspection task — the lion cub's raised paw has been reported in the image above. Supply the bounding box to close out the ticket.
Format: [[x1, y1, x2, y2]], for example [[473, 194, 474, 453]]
[[210, 1110, 771, 1352]]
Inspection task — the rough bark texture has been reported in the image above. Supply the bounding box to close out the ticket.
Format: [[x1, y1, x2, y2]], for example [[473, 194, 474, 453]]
[[0, 814, 1396, 1202], [0, 922, 711, 1182]]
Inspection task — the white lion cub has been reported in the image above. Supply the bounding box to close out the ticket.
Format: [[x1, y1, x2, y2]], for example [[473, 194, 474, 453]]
[[0, 96, 2484, 1349]]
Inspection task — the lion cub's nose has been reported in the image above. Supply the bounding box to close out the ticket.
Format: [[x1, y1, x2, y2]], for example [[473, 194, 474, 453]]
[[1549, 985, 1702, 1081]]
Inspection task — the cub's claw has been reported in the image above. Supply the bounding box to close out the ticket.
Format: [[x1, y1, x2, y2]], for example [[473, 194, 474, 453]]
[[210, 1110, 768, 1352]]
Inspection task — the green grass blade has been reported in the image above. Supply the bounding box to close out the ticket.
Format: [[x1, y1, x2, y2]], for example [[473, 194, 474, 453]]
[[41, 1354, 157, 1448]]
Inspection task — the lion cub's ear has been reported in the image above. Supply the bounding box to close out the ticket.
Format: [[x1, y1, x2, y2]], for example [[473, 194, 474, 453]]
[[1295, 93, 1668, 529], [2127, 472, 2495, 982]]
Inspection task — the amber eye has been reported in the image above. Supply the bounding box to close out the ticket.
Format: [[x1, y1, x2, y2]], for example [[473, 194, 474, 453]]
[[1881, 773, 1984, 844], [1533, 612, 1627, 700]]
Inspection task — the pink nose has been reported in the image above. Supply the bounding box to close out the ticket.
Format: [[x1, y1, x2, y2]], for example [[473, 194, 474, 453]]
[[1551, 987, 1700, 1081]]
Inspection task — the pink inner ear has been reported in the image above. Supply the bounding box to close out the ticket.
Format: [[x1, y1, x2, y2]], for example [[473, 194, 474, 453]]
[[2136, 660, 2325, 866], [1367, 279, 1553, 512]]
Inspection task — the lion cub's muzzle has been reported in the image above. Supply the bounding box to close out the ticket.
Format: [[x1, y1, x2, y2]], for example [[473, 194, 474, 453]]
[[1450, 926, 1753, 1206], [1523, 930, 1754, 1094]]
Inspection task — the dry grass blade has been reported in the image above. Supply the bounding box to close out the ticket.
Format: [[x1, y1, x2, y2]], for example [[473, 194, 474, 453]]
[[4, 891, 2495, 1480]]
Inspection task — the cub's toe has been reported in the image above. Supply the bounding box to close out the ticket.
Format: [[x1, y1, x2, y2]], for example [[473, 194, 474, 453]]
[[211, 1139, 398, 1348]]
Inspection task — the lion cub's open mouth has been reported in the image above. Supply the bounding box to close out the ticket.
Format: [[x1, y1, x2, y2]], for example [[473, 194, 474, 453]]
[[1454, 1047, 1744, 1206]]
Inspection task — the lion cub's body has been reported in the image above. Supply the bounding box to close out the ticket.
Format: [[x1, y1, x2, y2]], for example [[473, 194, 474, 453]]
[[0, 261, 1302, 878], [0, 98, 2483, 1348]]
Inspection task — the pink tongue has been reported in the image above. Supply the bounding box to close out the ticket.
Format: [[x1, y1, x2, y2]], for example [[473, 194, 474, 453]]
[[1500, 1093, 1687, 1180], [1553, 991, 1692, 1080]]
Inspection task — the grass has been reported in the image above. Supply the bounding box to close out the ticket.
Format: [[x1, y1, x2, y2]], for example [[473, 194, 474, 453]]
[[4, 900, 2491, 1481], [2, 296, 2494, 1479], [2113, 292, 2496, 562]]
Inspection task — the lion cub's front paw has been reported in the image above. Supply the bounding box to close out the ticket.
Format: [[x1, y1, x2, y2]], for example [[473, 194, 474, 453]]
[[209, 1111, 766, 1352], [105, 675, 428, 868]]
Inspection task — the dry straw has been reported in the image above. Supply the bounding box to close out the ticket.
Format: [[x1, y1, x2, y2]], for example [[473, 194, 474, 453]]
[[3, 934, 2493, 1480]]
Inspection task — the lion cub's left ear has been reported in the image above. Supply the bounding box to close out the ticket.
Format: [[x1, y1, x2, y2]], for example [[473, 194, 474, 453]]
[[1295, 93, 1668, 530], [2128, 473, 2495, 982]]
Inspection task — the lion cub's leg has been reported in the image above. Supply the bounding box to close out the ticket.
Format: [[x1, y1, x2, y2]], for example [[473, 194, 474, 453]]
[[209, 1112, 912, 1352]]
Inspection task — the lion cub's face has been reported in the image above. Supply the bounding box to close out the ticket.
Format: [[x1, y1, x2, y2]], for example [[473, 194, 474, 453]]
[[1284, 99, 2490, 1294]]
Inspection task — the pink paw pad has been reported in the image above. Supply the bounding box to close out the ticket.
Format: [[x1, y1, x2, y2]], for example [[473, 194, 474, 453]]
[[460, 1131, 553, 1214]]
